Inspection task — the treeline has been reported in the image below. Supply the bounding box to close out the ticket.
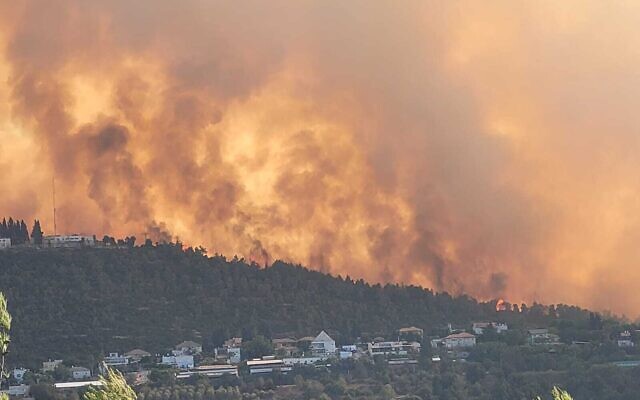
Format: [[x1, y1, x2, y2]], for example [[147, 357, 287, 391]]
[[0, 217, 44, 245], [0, 245, 607, 368]]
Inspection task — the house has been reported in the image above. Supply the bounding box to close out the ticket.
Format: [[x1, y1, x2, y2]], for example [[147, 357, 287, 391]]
[[161, 355, 194, 369], [42, 359, 63, 372], [71, 366, 91, 380], [339, 345, 358, 360], [224, 337, 243, 348], [272, 338, 299, 356], [104, 353, 129, 366], [282, 357, 324, 366], [247, 357, 292, 374], [12, 368, 28, 382], [368, 341, 421, 356], [472, 322, 508, 335], [398, 326, 424, 340], [175, 341, 203, 355], [528, 329, 560, 345], [310, 331, 336, 358], [0, 238, 10, 249], [440, 332, 476, 349], [7, 384, 29, 397], [617, 331, 635, 348], [228, 347, 241, 364], [125, 349, 152, 362], [176, 365, 238, 379], [42, 234, 95, 248]]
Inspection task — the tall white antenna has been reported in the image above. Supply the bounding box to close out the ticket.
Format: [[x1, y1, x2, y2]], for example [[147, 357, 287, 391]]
[[52, 177, 57, 236]]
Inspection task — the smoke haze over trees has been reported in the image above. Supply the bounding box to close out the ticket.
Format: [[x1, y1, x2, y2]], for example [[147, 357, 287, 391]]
[[2, 2, 640, 315]]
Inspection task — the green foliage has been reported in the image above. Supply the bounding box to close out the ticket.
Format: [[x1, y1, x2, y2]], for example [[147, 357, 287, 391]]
[[0, 292, 11, 400], [84, 367, 136, 400], [241, 336, 273, 360], [537, 387, 573, 400]]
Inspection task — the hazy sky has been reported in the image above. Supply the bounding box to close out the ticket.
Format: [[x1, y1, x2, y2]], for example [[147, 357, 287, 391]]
[[1, 1, 640, 315]]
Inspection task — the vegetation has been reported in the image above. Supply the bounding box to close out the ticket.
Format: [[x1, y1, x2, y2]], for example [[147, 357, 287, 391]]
[[0, 292, 11, 400], [0, 218, 30, 245], [84, 367, 136, 400]]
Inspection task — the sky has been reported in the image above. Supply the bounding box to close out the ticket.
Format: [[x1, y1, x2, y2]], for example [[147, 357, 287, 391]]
[[1, 1, 640, 315]]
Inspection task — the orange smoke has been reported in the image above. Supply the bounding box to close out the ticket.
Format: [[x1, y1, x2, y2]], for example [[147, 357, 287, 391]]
[[1, 1, 640, 316]]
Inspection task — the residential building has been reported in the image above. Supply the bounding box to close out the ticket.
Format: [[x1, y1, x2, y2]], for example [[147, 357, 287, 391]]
[[42, 234, 95, 248], [0, 238, 10, 249], [528, 329, 560, 345], [175, 341, 203, 355], [272, 338, 299, 356], [433, 332, 476, 349], [42, 359, 63, 372], [104, 353, 129, 366], [71, 367, 91, 380], [176, 365, 238, 379], [310, 331, 336, 358], [125, 349, 152, 362], [161, 355, 194, 369], [228, 347, 241, 364], [617, 331, 635, 348], [368, 341, 421, 356], [224, 337, 243, 348], [283, 357, 324, 366], [398, 326, 424, 340], [12, 368, 27, 382], [472, 322, 508, 335], [247, 357, 292, 374], [7, 385, 29, 397]]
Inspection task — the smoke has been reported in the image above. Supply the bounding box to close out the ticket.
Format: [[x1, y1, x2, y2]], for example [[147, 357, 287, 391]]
[[2, 1, 640, 315]]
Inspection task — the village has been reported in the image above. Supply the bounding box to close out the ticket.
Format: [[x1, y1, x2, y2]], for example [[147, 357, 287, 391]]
[[5, 318, 637, 399]]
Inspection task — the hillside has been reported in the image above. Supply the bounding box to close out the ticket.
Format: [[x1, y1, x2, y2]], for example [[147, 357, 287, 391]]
[[0, 245, 598, 367]]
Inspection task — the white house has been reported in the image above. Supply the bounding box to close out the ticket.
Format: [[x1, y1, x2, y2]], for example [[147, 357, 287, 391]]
[[161, 355, 194, 369], [617, 331, 635, 348], [0, 238, 10, 249], [7, 384, 29, 397], [472, 322, 508, 335], [247, 357, 292, 374], [175, 341, 202, 355], [42, 234, 95, 248], [42, 359, 63, 372], [104, 353, 129, 366], [368, 341, 421, 356], [71, 367, 91, 380], [442, 332, 476, 349], [310, 331, 336, 358]]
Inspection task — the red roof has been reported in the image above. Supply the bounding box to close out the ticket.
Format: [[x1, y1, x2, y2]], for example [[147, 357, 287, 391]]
[[444, 332, 475, 339]]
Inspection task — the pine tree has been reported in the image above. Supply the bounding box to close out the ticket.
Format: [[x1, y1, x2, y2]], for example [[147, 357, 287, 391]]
[[31, 220, 44, 245], [19, 220, 29, 245]]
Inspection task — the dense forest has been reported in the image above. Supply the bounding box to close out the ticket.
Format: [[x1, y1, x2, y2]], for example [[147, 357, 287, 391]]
[[2, 246, 640, 399]]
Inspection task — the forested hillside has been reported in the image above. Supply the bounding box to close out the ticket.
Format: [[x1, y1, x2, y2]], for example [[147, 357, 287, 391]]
[[0, 245, 598, 367]]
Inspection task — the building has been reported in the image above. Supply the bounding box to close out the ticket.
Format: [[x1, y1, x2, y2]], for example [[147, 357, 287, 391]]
[[247, 357, 292, 375], [0, 238, 10, 249], [42, 359, 63, 372], [432, 332, 476, 349], [6, 384, 29, 397], [310, 331, 336, 358], [282, 357, 324, 366], [272, 338, 299, 356], [104, 353, 129, 366], [161, 355, 194, 369], [617, 331, 635, 348], [176, 365, 238, 379], [54, 381, 102, 390], [368, 341, 421, 356], [12, 368, 28, 382], [42, 234, 95, 248], [71, 366, 91, 380], [528, 329, 560, 345], [175, 341, 203, 355], [224, 337, 243, 348], [125, 349, 152, 362], [228, 347, 241, 364], [398, 326, 424, 340], [472, 322, 508, 335]]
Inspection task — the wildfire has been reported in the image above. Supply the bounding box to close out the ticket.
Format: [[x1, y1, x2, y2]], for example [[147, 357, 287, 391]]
[[495, 298, 507, 312]]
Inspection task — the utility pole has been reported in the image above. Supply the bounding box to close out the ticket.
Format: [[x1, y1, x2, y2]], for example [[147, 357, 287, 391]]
[[52, 177, 57, 236]]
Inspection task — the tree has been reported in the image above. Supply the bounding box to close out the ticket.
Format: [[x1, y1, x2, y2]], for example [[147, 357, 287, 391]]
[[84, 366, 136, 400], [537, 387, 573, 400], [31, 220, 44, 245], [0, 292, 11, 400], [241, 336, 273, 360]]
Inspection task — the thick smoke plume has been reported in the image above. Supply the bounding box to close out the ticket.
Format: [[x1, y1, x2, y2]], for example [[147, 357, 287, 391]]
[[2, 1, 640, 315]]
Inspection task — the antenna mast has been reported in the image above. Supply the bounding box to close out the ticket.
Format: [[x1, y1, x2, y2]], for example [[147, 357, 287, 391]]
[[52, 177, 57, 236]]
